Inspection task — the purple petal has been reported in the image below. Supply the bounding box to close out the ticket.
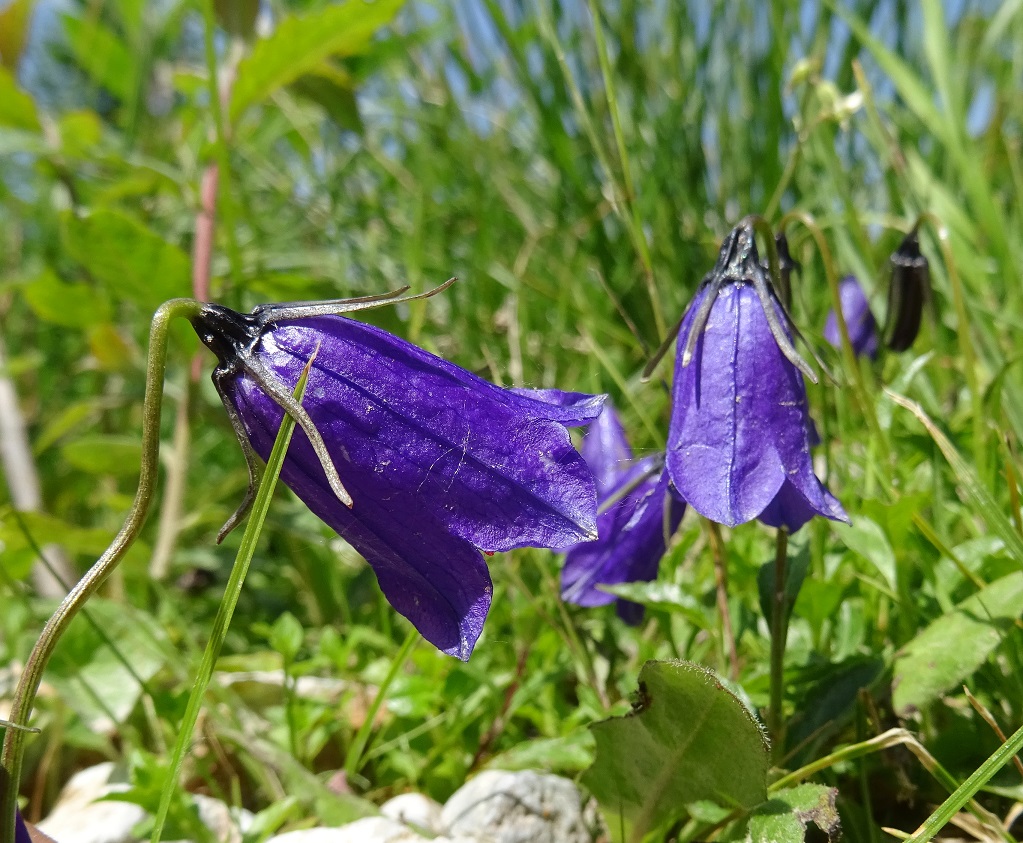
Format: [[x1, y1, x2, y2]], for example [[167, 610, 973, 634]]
[[261, 317, 598, 551], [235, 382, 492, 659], [15, 810, 31, 843], [508, 388, 606, 425], [561, 461, 684, 615], [667, 283, 845, 527], [580, 403, 634, 496], [823, 275, 879, 359]]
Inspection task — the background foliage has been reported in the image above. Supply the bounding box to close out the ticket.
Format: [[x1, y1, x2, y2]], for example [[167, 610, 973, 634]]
[[2, 0, 1022, 840]]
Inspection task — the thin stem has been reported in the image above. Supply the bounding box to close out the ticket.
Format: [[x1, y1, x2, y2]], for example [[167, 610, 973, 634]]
[[344, 627, 420, 781], [150, 353, 313, 843], [706, 521, 738, 681], [199, 0, 242, 288], [768, 529, 789, 762], [0, 298, 202, 843]]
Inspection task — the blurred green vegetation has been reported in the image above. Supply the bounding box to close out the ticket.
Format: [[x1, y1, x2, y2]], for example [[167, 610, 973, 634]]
[[1, 0, 1022, 840]]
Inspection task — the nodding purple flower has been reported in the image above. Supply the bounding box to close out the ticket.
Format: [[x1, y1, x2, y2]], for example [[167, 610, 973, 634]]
[[561, 405, 685, 624], [823, 275, 879, 359], [666, 223, 848, 533], [190, 284, 603, 660]]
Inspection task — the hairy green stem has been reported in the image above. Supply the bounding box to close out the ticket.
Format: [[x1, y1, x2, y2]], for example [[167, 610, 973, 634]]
[[0, 298, 202, 843]]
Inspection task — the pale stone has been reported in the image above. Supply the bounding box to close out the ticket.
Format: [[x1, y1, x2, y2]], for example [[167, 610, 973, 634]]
[[441, 770, 597, 843], [266, 817, 426, 843], [380, 793, 444, 835]]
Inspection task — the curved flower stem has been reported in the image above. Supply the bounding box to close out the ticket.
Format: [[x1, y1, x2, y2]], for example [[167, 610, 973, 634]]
[[0, 298, 202, 843], [768, 529, 789, 763]]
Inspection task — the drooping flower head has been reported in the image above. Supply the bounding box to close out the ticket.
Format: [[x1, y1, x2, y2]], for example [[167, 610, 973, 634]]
[[823, 275, 879, 359], [666, 222, 848, 533], [190, 284, 603, 659], [884, 227, 931, 352], [560, 404, 685, 623]]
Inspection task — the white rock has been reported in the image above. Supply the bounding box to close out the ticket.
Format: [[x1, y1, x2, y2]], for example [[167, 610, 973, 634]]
[[36, 763, 254, 843], [441, 770, 597, 843], [267, 817, 427, 843], [380, 793, 444, 835], [36, 763, 145, 843]]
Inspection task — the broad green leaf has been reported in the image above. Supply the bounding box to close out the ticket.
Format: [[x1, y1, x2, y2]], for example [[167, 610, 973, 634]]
[[33, 400, 102, 453], [0, 66, 38, 130], [62, 209, 190, 311], [290, 71, 364, 132], [0, 0, 34, 71], [746, 785, 840, 843], [229, 0, 405, 123], [62, 14, 134, 102], [48, 598, 170, 729], [583, 660, 768, 840], [599, 580, 709, 627], [62, 434, 143, 476], [893, 572, 1023, 716], [269, 611, 305, 662], [832, 517, 897, 591], [23, 269, 111, 328], [0, 508, 119, 557], [484, 733, 595, 774]]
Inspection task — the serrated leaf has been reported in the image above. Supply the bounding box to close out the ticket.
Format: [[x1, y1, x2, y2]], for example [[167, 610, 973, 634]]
[[23, 269, 111, 328], [0, 66, 39, 130], [583, 660, 768, 840], [229, 0, 405, 123], [62, 209, 190, 311], [893, 572, 1023, 716], [62, 434, 143, 475], [746, 785, 840, 843]]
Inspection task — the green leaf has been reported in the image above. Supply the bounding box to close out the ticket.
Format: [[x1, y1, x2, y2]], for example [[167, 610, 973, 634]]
[[229, 0, 405, 123], [62, 14, 134, 102], [62, 209, 191, 311], [214, 0, 259, 39], [269, 612, 305, 662], [23, 269, 112, 328], [745, 785, 840, 843], [598, 580, 709, 627], [48, 598, 170, 729], [484, 733, 595, 774], [62, 434, 143, 476], [0, 66, 38, 130], [582, 660, 769, 840], [832, 516, 897, 591], [0, 508, 121, 557], [893, 572, 1023, 716]]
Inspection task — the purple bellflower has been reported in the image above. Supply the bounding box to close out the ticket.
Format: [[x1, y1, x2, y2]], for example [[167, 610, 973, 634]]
[[561, 405, 685, 624], [823, 275, 878, 359], [666, 223, 848, 533], [190, 284, 603, 660]]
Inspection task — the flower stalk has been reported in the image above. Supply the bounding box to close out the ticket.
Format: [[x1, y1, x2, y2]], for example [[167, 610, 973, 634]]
[[0, 298, 202, 843]]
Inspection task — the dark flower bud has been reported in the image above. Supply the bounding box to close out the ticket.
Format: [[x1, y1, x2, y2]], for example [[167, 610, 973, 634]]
[[884, 228, 930, 352]]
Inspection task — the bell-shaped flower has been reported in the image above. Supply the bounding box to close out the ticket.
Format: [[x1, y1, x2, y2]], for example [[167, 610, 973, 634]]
[[561, 405, 685, 623], [666, 223, 848, 533], [15, 809, 31, 843], [190, 285, 602, 660], [823, 275, 878, 359]]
